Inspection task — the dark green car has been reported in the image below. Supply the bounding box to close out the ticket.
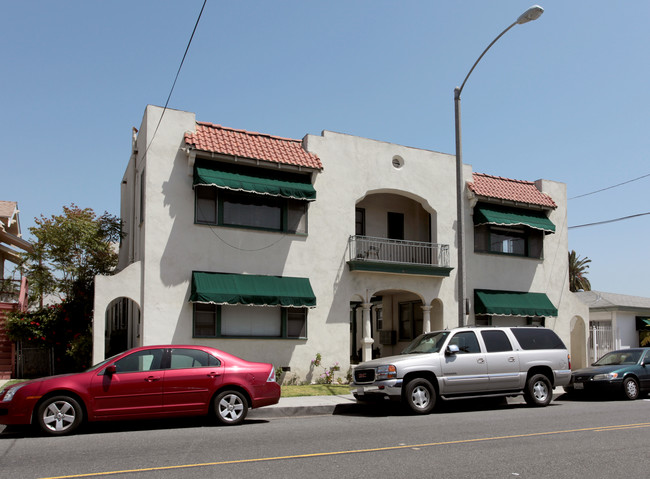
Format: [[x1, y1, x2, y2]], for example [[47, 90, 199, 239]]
[[567, 348, 650, 400]]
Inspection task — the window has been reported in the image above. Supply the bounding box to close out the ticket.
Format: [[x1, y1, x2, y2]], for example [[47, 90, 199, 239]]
[[138, 168, 145, 225], [194, 303, 217, 337], [448, 331, 481, 354], [399, 301, 423, 340], [193, 304, 308, 339], [355, 208, 366, 236], [195, 187, 308, 234], [475, 316, 545, 327], [474, 224, 543, 259], [511, 328, 566, 350], [481, 330, 513, 352], [375, 306, 383, 331], [114, 349, 164, 373], [170, 348, 220, 369]]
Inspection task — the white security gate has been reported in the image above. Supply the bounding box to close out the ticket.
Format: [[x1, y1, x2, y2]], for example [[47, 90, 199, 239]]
[[588, 322, 614, 363]]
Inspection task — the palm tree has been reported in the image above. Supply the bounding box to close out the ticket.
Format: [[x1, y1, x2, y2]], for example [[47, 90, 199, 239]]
[[569, 250, 592, 292]]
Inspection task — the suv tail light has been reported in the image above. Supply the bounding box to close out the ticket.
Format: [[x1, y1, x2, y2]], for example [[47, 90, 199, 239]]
[[568, 354, 571, 370]]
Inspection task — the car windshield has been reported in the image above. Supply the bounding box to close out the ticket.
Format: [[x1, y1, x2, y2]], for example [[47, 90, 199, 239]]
[[401, 331, 450, 354], [594, 350, 642, 366]]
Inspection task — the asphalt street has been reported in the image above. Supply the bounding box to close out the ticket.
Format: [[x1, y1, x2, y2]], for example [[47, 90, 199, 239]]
[[1, 392, 649, 479]]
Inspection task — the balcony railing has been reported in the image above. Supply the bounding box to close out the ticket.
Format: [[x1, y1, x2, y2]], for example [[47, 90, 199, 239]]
[[348, 235, 450, 268]]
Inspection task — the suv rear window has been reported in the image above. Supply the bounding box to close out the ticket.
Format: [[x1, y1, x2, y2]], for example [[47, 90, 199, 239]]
[[510, 328, 566, 350]]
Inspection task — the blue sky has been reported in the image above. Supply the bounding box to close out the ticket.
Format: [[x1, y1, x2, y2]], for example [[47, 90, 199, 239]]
[[2, 1, 649, 296]]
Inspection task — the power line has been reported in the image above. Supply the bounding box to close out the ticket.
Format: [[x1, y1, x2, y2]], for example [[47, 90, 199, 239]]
[[569, 172, 650, 200], [143, 0, 208, 158], [569, 211, 650, 229]]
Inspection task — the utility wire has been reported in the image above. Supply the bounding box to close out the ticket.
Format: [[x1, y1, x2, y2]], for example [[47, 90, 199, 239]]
[[569, 172, 650, 200], [569, 211, 650, 229], [142, 0, 208, 158]]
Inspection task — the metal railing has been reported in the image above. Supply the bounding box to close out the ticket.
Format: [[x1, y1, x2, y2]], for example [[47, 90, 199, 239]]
[[349, 235, 449, 267]]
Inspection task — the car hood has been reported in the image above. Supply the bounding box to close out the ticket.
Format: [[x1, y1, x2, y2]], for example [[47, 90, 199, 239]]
[[572, 365, 627, 376], [356, 352, 436, 368]]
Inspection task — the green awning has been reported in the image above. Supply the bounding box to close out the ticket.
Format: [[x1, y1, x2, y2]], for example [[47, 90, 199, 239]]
[[475, 289, 558, 317], [194, 165, 316, 201], [474, 204, 555, 234], [190, 272, 316, 308]]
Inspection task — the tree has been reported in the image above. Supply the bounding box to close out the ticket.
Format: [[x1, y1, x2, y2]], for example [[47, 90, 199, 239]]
[[21, 204, 121, 303], [7, 205, 121, 372], [569, 250, 592, 292]]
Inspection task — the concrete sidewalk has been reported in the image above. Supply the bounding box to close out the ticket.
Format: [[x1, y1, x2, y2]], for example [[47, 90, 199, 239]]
[[248, 387, 567, 419], [248, 394, 358, 419]]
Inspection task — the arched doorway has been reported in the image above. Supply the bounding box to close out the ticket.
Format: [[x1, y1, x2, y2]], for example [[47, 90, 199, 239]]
[[105, 297, 140, 358]]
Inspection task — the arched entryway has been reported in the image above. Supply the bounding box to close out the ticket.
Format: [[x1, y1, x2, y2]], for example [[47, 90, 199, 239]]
[[105, 297, 141, 358], [350, 290, 445, 363]]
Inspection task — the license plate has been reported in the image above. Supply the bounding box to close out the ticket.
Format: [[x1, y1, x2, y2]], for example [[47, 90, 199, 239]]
[[574, 383, 584, 390]]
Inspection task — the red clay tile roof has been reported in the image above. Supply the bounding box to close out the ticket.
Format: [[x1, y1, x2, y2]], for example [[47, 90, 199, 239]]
[[468, 173, 557, 209], [184, 122, 322, 170]]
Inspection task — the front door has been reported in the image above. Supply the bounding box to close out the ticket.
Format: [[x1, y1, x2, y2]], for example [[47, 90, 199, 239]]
[[89, 348, 165, 418], [440, 331, 488, 393]]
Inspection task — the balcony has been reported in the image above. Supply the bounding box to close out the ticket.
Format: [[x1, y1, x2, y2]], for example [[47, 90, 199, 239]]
[[347, 236, 452, 277]]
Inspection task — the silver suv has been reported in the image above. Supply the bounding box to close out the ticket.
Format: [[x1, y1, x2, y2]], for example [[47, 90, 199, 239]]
[[351, 327, 571, 414]]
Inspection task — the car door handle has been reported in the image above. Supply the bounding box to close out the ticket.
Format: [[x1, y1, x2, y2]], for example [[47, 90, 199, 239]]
[[477, 358, 485, 364], [207, 372, 221, 378], [508, 357, 516, 362], [145, 376, 161, 382]]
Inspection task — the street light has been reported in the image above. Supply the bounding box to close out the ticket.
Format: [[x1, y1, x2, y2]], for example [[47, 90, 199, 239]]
[[454, 5, 543, 327]]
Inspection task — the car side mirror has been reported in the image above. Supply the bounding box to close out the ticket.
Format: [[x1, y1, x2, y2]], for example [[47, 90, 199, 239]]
[[446, 344, 460, 356], [104, 365, 117, 376]]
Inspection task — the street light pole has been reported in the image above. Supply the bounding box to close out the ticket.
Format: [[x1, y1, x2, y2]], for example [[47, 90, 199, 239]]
[[454, 5, 543, 327]]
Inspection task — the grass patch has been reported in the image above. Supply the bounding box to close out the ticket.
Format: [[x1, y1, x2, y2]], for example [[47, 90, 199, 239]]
[[281, 384, 350, 397]]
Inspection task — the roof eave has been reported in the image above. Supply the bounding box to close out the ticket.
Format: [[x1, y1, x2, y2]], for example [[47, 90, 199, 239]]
[[471, 195, 556, 211], [187, 147, 322, 174]]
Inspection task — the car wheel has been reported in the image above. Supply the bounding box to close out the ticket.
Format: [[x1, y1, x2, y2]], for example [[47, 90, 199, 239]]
[[622, 377, 639, 400], [523, 374, 552, 407], [404, 378, 436, 414], [214, 390, 248, 425], [37, 396, 83, 436]]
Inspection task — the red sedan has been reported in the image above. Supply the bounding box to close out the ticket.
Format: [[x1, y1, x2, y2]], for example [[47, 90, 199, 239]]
[[0, 345, 281, 435]]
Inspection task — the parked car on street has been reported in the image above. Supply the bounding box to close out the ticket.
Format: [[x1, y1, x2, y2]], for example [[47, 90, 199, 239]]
[[566, 347, 650, 400], [351, 327, 571, 414], [0, 345, 280, 435]]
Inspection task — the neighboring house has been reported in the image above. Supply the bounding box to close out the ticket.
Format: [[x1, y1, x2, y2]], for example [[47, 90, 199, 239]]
[[93, 105, 588, 380], [0, 201, 32, 379], [575, 290, 650, 363]]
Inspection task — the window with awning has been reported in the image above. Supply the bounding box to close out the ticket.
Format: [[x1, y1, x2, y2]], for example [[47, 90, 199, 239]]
[[194, 162, 314, 234], [191, 272, 315, 339], [474, 289, 558, 318]]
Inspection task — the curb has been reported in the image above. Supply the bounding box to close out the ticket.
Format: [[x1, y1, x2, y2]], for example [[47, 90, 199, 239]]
[[248, 388, 568, 419]]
